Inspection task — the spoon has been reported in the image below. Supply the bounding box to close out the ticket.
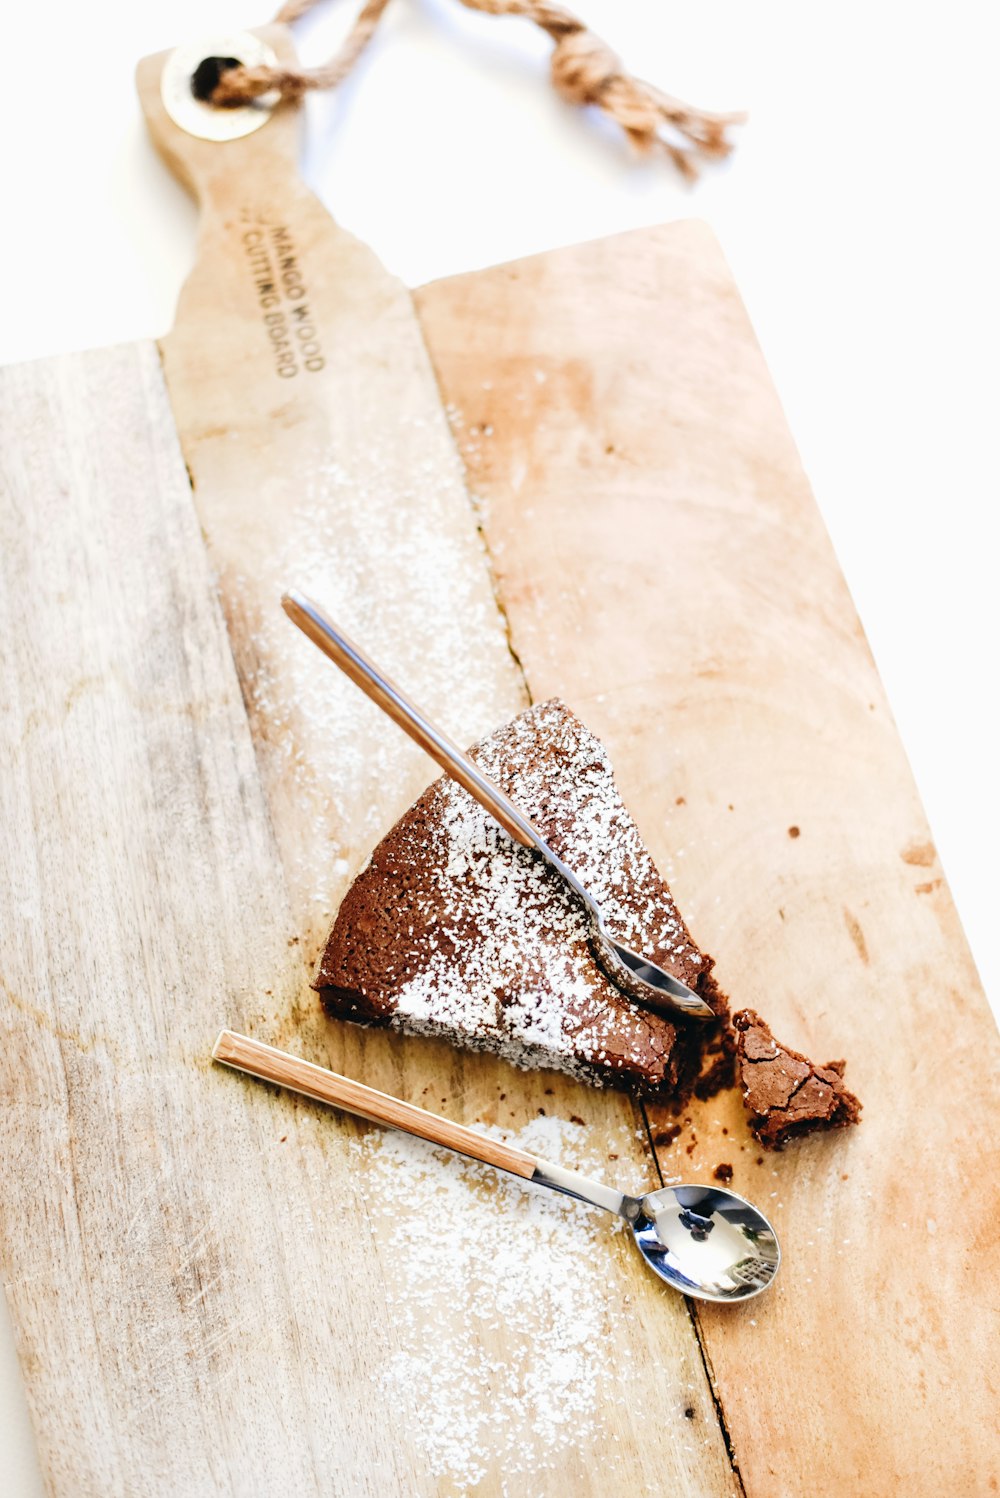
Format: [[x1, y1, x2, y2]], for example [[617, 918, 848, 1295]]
[[281, 589, 714, 1022], [213, 1030, 780, 1304]]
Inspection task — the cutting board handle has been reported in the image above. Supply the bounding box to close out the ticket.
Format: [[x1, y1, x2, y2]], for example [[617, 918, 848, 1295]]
[[134, 23, 417, 426], [135, 25, 301, 208]]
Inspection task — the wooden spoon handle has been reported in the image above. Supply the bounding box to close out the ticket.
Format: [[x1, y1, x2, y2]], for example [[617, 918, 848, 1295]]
[[281, 589, 541, 850], [212, 1030, 538, 1179]]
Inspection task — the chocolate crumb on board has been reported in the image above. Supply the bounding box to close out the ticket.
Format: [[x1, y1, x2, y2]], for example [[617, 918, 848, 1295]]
[[317, 700, 731, 1106], [734, 1008, 861, 1150], [713, 1162, 734, 1183]]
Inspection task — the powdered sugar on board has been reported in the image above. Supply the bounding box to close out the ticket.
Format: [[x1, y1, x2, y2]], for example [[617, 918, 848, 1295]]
[[352, 1113, 671, 1494], [221, 413, 524, 935]]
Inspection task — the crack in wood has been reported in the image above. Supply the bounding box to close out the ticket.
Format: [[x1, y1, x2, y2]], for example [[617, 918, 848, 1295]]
[[431, 356, 743, 1492], [690, 1301, 748, 1498], [640, 1100, 744, 1487]]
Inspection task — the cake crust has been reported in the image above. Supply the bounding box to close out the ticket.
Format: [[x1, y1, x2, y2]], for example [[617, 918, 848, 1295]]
[[733, 1008, 862, 1149], [316, 700, 730, 1104]]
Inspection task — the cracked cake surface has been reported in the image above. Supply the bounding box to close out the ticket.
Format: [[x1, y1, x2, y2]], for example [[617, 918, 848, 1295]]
[[316, 699, 730, 1102], [734, 1008, 862, 1149]]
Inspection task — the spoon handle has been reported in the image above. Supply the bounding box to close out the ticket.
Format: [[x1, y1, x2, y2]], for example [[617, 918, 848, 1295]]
[[281, 589, 544, 852], [213, 1030, 538, 1179]]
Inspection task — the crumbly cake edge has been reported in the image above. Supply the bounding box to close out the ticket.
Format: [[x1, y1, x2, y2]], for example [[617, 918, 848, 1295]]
[[732, 1007, 862, 1150]]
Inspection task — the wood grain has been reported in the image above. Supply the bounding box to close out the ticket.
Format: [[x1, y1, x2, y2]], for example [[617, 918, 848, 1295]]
[[0, 344, 736, 1497], [415, 219, 1000, 1494], [0, 34, 742, 1498], [0, 344, 417, 1494], [213, 1031, 538, 1178], [138, 29, 736, 1498], [137, 27, 527, 935]]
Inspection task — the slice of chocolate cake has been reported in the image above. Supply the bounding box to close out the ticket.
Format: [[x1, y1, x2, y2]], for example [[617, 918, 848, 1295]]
[[316, 700, 730, 1104], [734, 1009, 862, 1149]]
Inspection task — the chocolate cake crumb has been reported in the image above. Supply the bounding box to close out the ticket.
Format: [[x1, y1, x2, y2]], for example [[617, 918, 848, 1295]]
[[734, 1009, 861, 1150], [653, 1124, 682, 1148], [713, 1162, 734, 1183], [317, 701, 730, 1105], [693, 1034, 737, 1098], [570, 1115, 585, 1126]]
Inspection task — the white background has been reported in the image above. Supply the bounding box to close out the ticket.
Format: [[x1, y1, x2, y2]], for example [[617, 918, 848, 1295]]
[[2, 1, 997, 1488]]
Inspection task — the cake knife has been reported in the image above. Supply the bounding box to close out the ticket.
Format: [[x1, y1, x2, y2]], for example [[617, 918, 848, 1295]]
[[282, 589, 715, 1022]]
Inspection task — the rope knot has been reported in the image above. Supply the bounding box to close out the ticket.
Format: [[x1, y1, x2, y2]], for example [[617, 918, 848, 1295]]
[[549, 26, 621, 110]]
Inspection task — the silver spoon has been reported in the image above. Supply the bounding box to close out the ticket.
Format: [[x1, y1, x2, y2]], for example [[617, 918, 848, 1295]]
[[281, 589, 715, 1022], [214, 1030, 780, 1304]]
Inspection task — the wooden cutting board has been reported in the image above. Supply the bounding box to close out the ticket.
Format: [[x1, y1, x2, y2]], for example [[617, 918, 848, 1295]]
[[1, 25, 997, 1497]]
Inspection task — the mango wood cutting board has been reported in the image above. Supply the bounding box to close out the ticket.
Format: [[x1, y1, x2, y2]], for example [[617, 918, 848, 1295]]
[[2, 24, 998, 1497]]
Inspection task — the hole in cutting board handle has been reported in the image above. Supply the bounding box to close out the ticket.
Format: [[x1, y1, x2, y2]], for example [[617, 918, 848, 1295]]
[[189, 57, 242, 105]]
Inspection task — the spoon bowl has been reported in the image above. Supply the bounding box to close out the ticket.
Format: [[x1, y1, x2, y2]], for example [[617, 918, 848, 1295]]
[[630, 1184, 780, 1302], [590, 913, 717, 1019], [531, 1156, 780, 1303]]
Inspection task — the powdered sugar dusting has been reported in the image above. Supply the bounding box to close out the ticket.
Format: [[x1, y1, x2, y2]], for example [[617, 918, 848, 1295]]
[[352, 1113, 658, 1492], [221, 416, 524, 930], [328, 701, 708, 1095]]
